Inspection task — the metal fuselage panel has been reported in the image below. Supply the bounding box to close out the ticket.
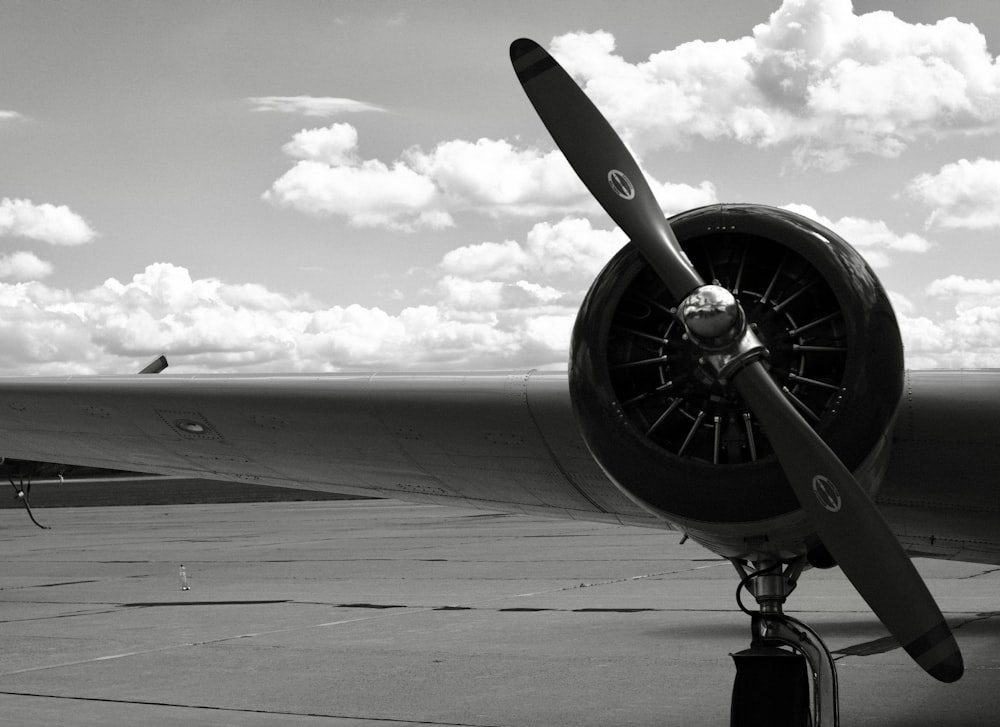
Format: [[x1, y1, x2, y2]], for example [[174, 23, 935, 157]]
[[878, 370, 1000, 563]]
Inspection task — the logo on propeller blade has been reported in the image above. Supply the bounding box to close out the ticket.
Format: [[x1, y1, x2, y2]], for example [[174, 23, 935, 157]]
[[811, 475, 842, 513], [607, 169, 635, 200]]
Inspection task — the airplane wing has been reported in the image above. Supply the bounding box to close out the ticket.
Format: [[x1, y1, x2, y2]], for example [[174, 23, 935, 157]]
[[0, 371, 663, 528]]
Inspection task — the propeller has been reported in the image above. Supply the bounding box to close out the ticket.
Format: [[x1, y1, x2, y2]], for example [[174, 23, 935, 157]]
[[510, 37, 963, 683]]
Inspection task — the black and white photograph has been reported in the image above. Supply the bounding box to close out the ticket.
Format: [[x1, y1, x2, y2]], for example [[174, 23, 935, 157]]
[[1, 1, 998, 724]]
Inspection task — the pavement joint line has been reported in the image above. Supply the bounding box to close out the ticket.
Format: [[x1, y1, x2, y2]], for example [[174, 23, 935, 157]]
[[0, 689, 509, 727], [960, 566, 1000, 580], [952, 610, 1000, 630], [0, 607, 121, 624], [0, 580, 99, 591]]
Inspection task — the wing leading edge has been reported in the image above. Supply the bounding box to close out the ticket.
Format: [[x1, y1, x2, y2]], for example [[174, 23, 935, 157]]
[[0, 371, 664, 528]]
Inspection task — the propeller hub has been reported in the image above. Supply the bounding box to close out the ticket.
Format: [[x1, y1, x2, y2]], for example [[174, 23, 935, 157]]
[[679, 285, 745, 350]]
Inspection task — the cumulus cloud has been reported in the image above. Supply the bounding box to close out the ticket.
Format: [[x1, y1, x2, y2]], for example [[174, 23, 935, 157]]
[[0, 232, 599, 374], [0, 221, 964, 374], [0, 198, 96, 246], [896, 308, 1000, 369], [441, 218, 627, 284], [424, 218, 631, 368], [265, 121, 452, 231], [548, 0, 1000, 169], [0, 266, 304, 373], [437, 276, 566, 312], [282, 123, 360, 165], [907, 158, 1000, 230], [407, 135, 715, 220], [421, 218, 629, 364], [892, 276, 1000, 368], [406, 138, 591, 217], [926, 274, 1000, 299], [782, 203, 931, 267], [265, 124, 715, 230], [0, 251, 53, 281], [246, 96, 385, 117], [266, 157, 448, 231]]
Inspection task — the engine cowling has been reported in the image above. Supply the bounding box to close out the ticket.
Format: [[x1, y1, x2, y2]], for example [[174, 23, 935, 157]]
[[570, 204, 903, 555]]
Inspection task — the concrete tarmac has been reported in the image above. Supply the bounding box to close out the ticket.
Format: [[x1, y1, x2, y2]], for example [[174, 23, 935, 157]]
[[0, 499, 997, 726]]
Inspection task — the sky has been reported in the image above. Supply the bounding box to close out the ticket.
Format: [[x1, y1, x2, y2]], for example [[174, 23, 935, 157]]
[[1, 0, 999, 374]]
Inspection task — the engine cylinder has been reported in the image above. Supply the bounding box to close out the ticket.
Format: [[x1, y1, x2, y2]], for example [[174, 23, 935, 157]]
[[570, 204, 903, 528]]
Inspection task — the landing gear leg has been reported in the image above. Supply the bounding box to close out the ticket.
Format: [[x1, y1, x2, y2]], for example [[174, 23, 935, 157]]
[[729, 559, 839, 727]]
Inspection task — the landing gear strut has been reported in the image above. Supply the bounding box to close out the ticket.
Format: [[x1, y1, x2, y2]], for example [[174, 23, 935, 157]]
[[730, 559, 839, 727]]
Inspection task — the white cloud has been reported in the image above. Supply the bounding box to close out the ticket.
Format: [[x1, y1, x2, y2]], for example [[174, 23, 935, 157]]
[[0, 251, 53, 281], [898, 306, 1000, 369], [441, 218, 627, 284], [0, 254, 587, 374], [19, 214, 625, 373], [407, 137, 716, 218], [440, 239, 529, 280], [548, 1, 1000, 169], [437, 276, 567, 313], [246, 96, 385, 117], [907, 158, 1000, 230], [406, 137, 591, 217], [438, 276, 506, 311], [926, 274, 1000, 299], [781, 203, 931, 267], [893, 277, 1000, 368], [522, 218, 628, 280], [265, 158, 449, 231], [896, 312, 949, 368], [424, 218, 626, 369], [523, 313, 576, 355], [649, 179, 719, 216], [513, 280, 563, 304], [265, 123, 450, 231], [282, 123, 360, 165], [0, 110, 25, 121], [0, 198, 96, 246], [265, 124, 716, 230], [7, 233, 984, 374]]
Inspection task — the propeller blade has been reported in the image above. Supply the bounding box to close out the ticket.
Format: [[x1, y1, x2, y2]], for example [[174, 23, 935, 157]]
[[733, 362, 963, 682], [510, 38, 702, 299], [510, 37, 964, 682]]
